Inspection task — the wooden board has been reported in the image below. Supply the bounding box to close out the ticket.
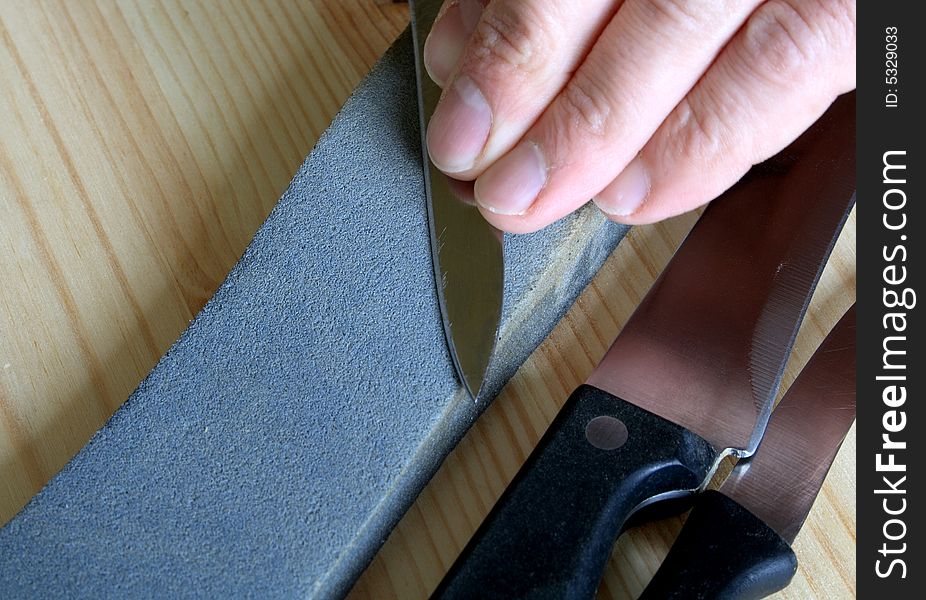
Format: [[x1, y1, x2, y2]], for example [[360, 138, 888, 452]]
[[0, 2, 854, 597]]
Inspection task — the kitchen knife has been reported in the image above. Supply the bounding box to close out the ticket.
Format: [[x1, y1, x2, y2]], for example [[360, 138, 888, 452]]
[[432, 92, 856, 599], [639, 304, 856, 600], [410, 0, 505, 400]]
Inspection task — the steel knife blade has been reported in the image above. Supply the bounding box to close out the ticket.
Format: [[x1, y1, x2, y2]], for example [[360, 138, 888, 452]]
[[410, 0, 505, 400], [639, 304, 856, 600], [433, 93, 856, 599]]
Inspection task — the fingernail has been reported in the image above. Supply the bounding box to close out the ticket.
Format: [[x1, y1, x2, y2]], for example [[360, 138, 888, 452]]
[[474, 141, 547, 216], [427, 76, 492, 174], [595, 158, 650, 217], [423, 0, 484, 86]]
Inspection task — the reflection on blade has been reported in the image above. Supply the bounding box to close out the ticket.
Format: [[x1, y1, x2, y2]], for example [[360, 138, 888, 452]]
[[723, 305, 856, 543], [587, 93, 856, 454], [410, 1, 505, 400]]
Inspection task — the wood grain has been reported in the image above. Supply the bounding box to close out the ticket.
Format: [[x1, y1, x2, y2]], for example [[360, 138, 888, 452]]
[[0, 2, 855, 598], [0, 0, 408, 524]]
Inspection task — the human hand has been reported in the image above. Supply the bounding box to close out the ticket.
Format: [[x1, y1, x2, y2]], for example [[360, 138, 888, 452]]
[[423, 0, 855, 233]]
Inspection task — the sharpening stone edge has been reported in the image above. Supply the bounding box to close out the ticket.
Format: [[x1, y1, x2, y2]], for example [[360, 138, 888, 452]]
[[0, 30, 629, 599]]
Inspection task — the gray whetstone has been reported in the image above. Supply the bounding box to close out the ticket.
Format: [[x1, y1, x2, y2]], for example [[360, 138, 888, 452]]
[[0, 30, 628, 599]]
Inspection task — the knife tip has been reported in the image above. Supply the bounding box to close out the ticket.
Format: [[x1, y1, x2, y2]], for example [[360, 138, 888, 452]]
[[461, 373, 482, 403]]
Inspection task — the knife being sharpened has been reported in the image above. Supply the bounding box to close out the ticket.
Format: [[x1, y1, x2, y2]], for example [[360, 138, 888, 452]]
[[410, 0, 505, 400], [432, 93, 856, 599], [639, 304, 856, 600]]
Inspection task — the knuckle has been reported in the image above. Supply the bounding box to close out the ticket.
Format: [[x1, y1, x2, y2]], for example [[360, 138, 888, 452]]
[[635, 0, 744, 37], [558, 71, 614, 137], [813, 0, 857, 58], [659, 96, 733, 168], [469, 4, 553, 74], [640, 0, 707, 33], [741, 2, 816, 84], [738, 0, 853, 87]]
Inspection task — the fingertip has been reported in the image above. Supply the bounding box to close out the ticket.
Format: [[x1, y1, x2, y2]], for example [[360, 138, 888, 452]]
[[592, 157, 651, 219], [424, 0, 488, 87], [593, 156, 711, 224], [473, 141, 547, 217], [423, 41, 448, 88], [595, 207, 658, 226], [424, 2, 470, 87], [426, 76, 492, 175], [476, 204, 547, 234]]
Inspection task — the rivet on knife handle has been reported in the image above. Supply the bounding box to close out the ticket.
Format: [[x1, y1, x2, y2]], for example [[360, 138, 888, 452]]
[[432, 93, 856, 599]]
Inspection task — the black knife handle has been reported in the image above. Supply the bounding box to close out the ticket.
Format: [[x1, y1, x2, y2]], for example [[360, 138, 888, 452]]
[[432, 385, 716, 600], [639, 490, 798, 600]]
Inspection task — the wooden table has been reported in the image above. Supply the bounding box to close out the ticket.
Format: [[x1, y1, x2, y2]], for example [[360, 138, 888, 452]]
[[0, 2, 855, 598]]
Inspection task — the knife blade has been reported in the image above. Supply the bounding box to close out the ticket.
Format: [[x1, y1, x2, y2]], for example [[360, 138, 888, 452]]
[[639, 304, 856, 600], [410, 0, 505, 400], [432, 92, 856, 599]]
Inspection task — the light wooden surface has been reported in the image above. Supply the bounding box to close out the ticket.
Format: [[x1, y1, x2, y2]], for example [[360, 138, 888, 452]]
[[0, 1, 855, 598], [0, 0, 408, 523]]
